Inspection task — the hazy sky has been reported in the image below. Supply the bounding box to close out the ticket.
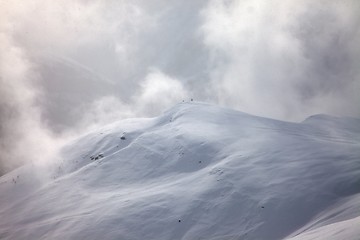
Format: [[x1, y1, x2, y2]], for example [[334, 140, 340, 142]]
[[1, 0, 359, 173]]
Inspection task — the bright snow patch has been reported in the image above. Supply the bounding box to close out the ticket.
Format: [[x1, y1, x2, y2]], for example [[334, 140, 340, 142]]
[[1, 102, 359, 240]]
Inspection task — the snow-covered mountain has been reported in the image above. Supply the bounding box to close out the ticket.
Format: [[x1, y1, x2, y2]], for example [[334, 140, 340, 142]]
[[1, 102, 359, 240]]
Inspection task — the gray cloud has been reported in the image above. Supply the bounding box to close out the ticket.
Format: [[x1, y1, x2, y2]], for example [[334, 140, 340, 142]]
[[1, 0, 359, 174]]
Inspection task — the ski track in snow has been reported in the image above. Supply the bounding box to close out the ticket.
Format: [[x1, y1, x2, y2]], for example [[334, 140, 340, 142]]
[[0, 102, 359, 240]]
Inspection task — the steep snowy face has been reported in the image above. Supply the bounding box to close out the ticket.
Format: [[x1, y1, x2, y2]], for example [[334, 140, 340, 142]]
[[0, 102, 359, 240]]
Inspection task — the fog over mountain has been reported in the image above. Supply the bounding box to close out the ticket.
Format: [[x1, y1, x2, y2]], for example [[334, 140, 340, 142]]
[[1, 0, 359, 172]]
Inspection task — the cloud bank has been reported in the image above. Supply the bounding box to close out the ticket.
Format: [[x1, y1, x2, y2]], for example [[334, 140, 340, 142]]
[[0, 0, 359, 173], [201, 0, 360, 119]]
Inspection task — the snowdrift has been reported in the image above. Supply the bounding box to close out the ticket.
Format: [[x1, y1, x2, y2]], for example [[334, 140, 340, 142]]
[[1, 102, 359, 240]]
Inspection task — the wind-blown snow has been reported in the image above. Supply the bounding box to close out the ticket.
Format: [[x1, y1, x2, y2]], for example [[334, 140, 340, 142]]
[[1, 102, 359, 240]]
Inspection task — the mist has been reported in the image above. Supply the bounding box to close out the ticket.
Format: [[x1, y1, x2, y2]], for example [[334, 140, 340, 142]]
[[1, 0, 359, 174]]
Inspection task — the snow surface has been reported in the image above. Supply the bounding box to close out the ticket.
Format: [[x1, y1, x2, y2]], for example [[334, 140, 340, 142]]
[[1, 102, 359, 240]]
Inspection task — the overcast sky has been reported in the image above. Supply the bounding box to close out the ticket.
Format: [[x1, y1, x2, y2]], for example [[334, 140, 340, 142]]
[[1, 0, 359, 173]]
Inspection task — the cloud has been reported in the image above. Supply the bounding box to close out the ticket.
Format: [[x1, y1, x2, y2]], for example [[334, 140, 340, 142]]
[[200, 0, 360, 120], [78, 69, 189, 130], [0, 30, 64, 173], [0, 0, 359, 173], [134, 69, 189, 116]]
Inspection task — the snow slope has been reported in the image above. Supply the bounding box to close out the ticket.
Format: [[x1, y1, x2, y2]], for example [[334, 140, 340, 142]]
[[1, 102, 359, 240]]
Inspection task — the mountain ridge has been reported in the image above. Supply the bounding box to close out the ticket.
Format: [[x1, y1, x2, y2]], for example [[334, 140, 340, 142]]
[[1, 102, 359, 240]]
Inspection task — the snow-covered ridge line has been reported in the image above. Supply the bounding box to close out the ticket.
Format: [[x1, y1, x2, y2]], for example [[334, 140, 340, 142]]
[[1, 102, 359, 240]]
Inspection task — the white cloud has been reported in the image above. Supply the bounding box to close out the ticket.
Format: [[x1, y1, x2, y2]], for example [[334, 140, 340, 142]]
[[0, 31, 64, 171], [200, 0, 360, 120], [134, 69, 189, 116], [79, 69, 188, 131]]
